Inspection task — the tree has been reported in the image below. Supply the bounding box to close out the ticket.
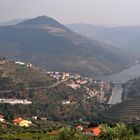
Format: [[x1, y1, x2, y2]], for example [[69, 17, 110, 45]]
[[98, 123, 134, 140], [58, 127, 89, 140]]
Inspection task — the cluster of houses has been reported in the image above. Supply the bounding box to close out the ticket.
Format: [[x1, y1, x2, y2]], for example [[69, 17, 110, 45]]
[[84, 81, 113, 103], [0, 114, 47, 127], [46, 71, 88, 89], [14, 61, 33, 68], [13, 117, 32, 127], [0, 112, 102, 138], [0, 59, 113, 104], [0, 59, 33, 68], [0, 113, 101, 137], [47, 71, 113, 103], [46, 71, 81, 81]]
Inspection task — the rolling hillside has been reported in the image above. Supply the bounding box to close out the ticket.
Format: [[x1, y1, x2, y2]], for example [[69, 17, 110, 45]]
[[0, 16, 131, 76], [0, 61, 110, 122]]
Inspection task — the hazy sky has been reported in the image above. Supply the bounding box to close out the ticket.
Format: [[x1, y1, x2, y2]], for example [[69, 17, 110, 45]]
[[0, 0, 140, 26]]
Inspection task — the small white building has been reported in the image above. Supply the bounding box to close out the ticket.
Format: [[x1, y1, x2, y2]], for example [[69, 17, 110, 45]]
[[26, 63, 33, 67], [66, 83, 80, 89], [62, 100, 71, 105], [15, 61, 25, 66], [76, 80, 88, 85], [0, 99, 32, 105], [0, 115, 5, 122], [32, 116, 38, 120], [0, 60, 6, 64]]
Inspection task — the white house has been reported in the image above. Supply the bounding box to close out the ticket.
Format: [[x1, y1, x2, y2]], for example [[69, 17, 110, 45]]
[[15, 61, 25, 66], [62, 100, 71, 105], [0, 115, 5, 122]]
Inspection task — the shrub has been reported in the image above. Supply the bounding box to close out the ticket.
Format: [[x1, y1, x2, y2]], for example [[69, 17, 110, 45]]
[[57, 127, 89, 140], [98, 123, 134, 140]]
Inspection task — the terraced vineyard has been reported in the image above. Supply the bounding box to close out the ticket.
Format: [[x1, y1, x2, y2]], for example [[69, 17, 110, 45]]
[[100, 96, 140, 123]]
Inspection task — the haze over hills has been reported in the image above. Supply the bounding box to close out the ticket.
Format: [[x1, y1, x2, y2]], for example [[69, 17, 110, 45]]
[[67, 23, 140, 57], [0, 18, 27, 26], [0, 16, 132, 76]]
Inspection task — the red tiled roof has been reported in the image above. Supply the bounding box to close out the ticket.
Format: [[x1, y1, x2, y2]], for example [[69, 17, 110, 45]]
[[84, 126, 101, 137], [13, 118, 23, 124]]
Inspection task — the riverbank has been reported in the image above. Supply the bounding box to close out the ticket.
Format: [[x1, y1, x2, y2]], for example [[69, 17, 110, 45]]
[[108, 84, 123, 104], [95, 63, 140, 83], [97, 63, 140, 104]]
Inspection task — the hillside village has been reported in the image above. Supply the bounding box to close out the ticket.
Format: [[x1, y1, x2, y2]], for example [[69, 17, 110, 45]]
[[1, 60, 140, 139], [0, 59, 114, 131], [46, 71, 113, 104], [0, 113, 47, 127], [0, 59, 113, 105]]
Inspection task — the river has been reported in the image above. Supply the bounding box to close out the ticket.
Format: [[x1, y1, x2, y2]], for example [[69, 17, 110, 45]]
[[108, 84, 123, 104], [96, 63, 140, 104], [97, 63, 140, 83]]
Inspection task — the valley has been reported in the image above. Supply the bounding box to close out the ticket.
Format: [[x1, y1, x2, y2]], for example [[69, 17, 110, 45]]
[[1, 58, 140, 126], [0, 16, 132, 76], [1, 0, 140, 139], [67, 24, 140, 57], [95, 62, 140, 104]]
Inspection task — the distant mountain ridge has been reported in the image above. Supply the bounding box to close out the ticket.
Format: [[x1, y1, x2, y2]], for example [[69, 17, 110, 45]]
[[67, 23, 140, 57], [18, 16, 65, 28], [0, 16, 132, 76], [0, 18, 27, 26]]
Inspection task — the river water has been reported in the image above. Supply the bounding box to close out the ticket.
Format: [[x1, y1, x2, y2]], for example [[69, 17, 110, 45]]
[[108, 84, 123, 104], [96, 63, 140, 104], [97, 63, 140, 83]]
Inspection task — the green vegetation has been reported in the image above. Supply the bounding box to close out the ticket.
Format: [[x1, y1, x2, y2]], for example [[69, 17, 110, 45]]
[[1, 62, 56, 86], [57, 127, 89, 140], [0, 123, 140, 140], [97, 77, 140, 124], [99, 96, 140, 123], [0, 100, 105, 122], [122, 77, 140, 101], [99, 123, 133, 140], [0, 62, 108, 122]]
